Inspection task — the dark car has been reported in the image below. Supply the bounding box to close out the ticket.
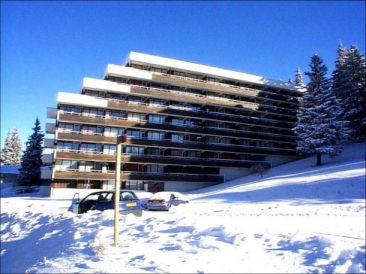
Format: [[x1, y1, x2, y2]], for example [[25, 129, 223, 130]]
[[73, 190, 143, 217]]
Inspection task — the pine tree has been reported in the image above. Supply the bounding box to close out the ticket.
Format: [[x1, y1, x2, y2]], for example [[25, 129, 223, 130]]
[[294, 54, 349, 166], [18, 118, 45, 186], [332, 41, 348, 101], [1, 128, 22, 165], [295, 67, 306, 91], [342, 45, 366, 140]]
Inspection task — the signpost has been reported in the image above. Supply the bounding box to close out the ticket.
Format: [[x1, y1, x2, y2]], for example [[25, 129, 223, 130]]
[[114, 135, 123, 246]]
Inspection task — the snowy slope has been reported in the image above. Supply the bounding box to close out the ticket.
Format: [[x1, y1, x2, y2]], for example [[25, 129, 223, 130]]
[[1, 142, 365, 273]]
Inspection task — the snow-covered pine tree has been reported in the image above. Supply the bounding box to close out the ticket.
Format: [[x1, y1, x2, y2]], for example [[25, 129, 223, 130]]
[[18, 118, 45, 186], [342, 45, 366, 140], [1, 128, 22, 165], [294, 53, 349, 166], [332, 41, 348, 102], [295, 67, 306, 91]]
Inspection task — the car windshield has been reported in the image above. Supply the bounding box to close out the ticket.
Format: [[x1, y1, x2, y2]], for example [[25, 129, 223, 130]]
[[120, 191, 137, 201]]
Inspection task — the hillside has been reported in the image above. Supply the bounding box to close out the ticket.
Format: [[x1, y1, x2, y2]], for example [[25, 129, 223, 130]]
[[1, 141, 365, 274]]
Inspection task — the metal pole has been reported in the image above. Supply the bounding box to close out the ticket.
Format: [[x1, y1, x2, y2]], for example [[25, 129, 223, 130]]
[[114, 140, 122, 246]]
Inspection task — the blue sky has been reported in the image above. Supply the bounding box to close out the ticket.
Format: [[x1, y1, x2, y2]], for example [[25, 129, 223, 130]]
[[1, 1, 365, 149]]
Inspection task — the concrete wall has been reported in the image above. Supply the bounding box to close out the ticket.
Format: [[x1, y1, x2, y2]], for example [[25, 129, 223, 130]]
[[220, 167, 252, 182], [163, 181, 217, 192]]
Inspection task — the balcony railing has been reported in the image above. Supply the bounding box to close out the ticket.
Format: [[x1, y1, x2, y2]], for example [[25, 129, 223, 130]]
[[152, 71, 301, 104], [53, 169, 224, 183]]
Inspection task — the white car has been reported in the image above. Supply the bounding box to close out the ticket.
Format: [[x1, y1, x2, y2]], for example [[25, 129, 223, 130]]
[[132, 190, 154, 209], [147, 191, 189, 211]]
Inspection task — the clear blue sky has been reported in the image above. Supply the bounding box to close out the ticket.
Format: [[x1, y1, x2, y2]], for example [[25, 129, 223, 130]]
[[1, 1, 365, 149]]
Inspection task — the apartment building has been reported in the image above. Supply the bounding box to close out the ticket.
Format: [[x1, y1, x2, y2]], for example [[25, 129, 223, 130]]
[[44, 52, 303, 192]]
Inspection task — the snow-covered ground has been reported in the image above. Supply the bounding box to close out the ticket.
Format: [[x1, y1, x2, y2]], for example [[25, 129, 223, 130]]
[[1, 142, 365, 273]]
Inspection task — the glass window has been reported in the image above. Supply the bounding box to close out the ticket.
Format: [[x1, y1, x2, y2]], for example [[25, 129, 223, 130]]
[[125, 146, 144, 155], [127, 112, 146, 122], [106, 110, 125, 119], [79, 161, 96, 172], [83, 108, 104, 117], [81, 125, 97, 135], [149, 115, 165, 124], [60, 105, 81, 113], [221, 138, 231, 144], [185, 150, 201, 158], [129, 96, 144, 105], [80, 143, 102, 153], [103, 144, 116, 155], [104, 127, 124, 137], [58, 123, 73, 133], [126, 130, 143, 139], [171, 134, 184, 143], [57, 141, 78, 151], [146, 165, 163, 173], [172, 119, 184, 126], [148, 131, 164, 140], [56, 159, 77, 170], [149, 99, 165, 107]]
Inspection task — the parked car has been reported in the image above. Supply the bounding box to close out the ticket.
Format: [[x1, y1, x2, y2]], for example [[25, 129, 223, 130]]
[[72, 190, 143, 217], [132, 190, 154, 209], [147, 191, 189, 211]]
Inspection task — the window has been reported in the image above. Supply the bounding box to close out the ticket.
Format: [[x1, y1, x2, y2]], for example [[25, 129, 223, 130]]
[[80, 143, 102, 153], [221, 138, 231, 145], [125, 146, 144, 155], [104, 127, 124, 137], [171, 150, 183, 157], [81, 125, 102, 135], [171, 103, 185, 110], [146, 148, 161, 155], [84, 90, 104, 98], [56, 159, 77, 171], [127, 112, 145, 122], [79, 161, 96, 172], [207, 137, 219, 144], [171, 134, 184, 143], [58, 123, 74, 133], [185, 120, 195, 127], [172, 118, 184, 126], [149, 99, 165, 107], [185, 150, 201, 158], [149, 115, 165, 124], [146, 165, 163, 173], [60, 105, 81, 114], [148, 131, 164, 140], [126, 130, 143, 139], [57, 141, 78, 151], [83, 108, 104, 117], [103, 144, 116, 155], [106, 110, 125, 119], [129, 96, 144, 105]]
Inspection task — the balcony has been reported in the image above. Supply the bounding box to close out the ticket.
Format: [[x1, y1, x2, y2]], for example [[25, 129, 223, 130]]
[[43, 138, 54, 148], [130, 85, 297, 119], [55, 149, 115, 162], [45, 123, 56, 134], [47, 107, 57, 119], [42, 153, 54, 164], [53, 169, 224, 183], [126, 137, 298, 156], [151, 73, 301, 107], [121, 154, 270, 168]]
